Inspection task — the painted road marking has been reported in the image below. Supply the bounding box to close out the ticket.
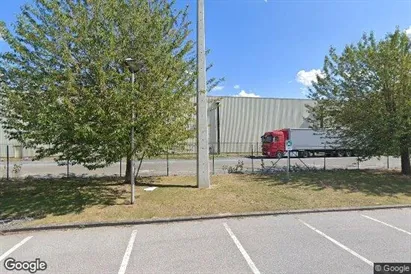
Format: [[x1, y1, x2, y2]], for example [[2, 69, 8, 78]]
[[223, 223, 261, 274], [0, 236, 33, 262], [118, 229, 138, 274], [361, 214, 411, 236], [298, 219, 373, 266]]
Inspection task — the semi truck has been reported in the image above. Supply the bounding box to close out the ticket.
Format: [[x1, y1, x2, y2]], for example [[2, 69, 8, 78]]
[[261, 128, 354, 158]]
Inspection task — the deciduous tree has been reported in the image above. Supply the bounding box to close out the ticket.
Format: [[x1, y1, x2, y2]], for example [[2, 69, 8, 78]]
[[0, 0, 222, 181], [307, 28, 411, 175]]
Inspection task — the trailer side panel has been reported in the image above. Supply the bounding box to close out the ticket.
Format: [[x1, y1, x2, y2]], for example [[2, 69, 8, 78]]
[[288, 128, 330, 150]]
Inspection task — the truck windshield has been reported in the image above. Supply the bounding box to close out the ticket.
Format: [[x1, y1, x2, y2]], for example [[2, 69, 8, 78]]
[[261, 135, 273, 143]]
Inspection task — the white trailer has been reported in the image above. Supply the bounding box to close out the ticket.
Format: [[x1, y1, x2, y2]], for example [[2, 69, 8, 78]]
[[288, 128, 336, 150], [285, 128, 350, 157]]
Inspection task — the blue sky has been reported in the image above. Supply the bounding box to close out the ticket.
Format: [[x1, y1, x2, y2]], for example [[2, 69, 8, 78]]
[[1, 0, 410, 99]]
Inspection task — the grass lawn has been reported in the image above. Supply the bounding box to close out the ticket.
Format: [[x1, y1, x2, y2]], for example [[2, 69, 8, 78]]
[[1, 170, 410, 228]]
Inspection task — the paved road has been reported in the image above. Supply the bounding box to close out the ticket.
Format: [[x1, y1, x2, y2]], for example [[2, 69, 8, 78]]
[[0, 156, 402, 178], [1, 208, 410, 273]]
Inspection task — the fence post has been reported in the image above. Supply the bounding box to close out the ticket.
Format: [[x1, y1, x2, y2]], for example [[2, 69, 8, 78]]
[[6, 145, 10, 180], [166, 151, 169, 176], [66, 159, 70, 177], [287, 150, 290, 180], [357, 157, 360, 170], [387, 156, 390, 169], [323, 143, 326, 171], [251, 144, 254, 173], [212, 145, 215, 175], [119, 158, 122, 177]]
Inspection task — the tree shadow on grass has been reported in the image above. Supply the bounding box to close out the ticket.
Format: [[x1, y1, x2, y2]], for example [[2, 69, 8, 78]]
[[135, 177, 196, 189], [247, 169, 411, 197], [135, 182, 196, 188], [0, 176, 126, 220]]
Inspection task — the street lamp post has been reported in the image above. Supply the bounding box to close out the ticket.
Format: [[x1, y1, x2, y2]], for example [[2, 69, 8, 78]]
[[197, 0, 210, 188], [124, 57, 144, 204], [130, 72, 135, 204]]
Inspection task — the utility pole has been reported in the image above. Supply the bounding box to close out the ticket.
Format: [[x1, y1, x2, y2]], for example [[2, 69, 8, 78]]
[[216, 101, 221, 154], [197, 0, 210, 188]]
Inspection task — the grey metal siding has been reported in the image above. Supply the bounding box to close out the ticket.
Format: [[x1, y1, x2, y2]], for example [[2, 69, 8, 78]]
[[0, 96, 315, 157], [208, 96, 315, 153]]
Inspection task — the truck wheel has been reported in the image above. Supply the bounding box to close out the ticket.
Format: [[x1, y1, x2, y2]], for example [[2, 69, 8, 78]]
[[346, 151, 352, 157], [275, 151, 284, 158]]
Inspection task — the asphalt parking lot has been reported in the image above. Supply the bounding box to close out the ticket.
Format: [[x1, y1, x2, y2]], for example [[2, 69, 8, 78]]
[[1, 208, 410, 274]]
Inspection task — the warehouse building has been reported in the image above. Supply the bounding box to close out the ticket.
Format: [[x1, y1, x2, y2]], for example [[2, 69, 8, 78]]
[[207, 96, 314, 153], [0, 96, 315, 157]]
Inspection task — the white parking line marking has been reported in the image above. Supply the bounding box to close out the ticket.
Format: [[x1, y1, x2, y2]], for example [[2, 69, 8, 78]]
[[298, 219, 373, 266], [361, 214, 411, 236], [118, 229, 138, 274], [223, 223, 261, 274], [0, 236, 33, 262]]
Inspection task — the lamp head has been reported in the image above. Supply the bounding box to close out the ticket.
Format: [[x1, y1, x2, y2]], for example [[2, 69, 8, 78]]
[[124, 58, 147, 74]]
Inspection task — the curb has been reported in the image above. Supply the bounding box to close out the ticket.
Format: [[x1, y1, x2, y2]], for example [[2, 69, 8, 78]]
[[1, 204, 411, 234]]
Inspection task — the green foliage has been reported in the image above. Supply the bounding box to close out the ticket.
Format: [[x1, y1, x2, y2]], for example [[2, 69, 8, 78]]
[[222, 160, 244, 174], [12, 164, 22, 177], [0, 0, 223, 170], [306, 27, 411, 174]]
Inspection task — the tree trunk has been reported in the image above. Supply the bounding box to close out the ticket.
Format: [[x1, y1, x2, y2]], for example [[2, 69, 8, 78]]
[[125, 153, 145, 183], [400, 145, 411, 175], [124, 156, 132, 183]]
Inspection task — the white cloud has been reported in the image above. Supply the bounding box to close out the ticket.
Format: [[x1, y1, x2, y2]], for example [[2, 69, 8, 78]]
[[296, 69, 325, 87], [212, 85, 224, 91], [287, 80, 293, 84], [236, 90, 260, 98], [405, 26, 411, 38], [300, 87, 310, 97], [234, 85, 240, 89]]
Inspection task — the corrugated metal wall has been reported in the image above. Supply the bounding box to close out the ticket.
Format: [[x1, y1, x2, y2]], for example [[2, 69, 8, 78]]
[[0, 96, 315, 157], [0, 122, 38, 157], [208, 96, 315, 153], [178, 98, 216, 153]]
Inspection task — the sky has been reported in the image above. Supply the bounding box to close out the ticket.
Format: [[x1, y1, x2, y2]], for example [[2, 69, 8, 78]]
[[1, 0, 410, 99]]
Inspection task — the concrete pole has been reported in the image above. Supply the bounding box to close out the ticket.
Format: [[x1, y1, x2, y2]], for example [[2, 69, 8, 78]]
[[6, 145, 9, 180], [131, 72, 135, 204], [197, 0, 210, 188]]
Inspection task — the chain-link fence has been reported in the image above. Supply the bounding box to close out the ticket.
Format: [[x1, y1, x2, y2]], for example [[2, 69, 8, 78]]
[[0, 143, 404, 180]]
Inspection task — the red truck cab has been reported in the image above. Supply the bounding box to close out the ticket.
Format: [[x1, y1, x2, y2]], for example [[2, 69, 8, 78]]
[[261, 129, 289, 158]]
